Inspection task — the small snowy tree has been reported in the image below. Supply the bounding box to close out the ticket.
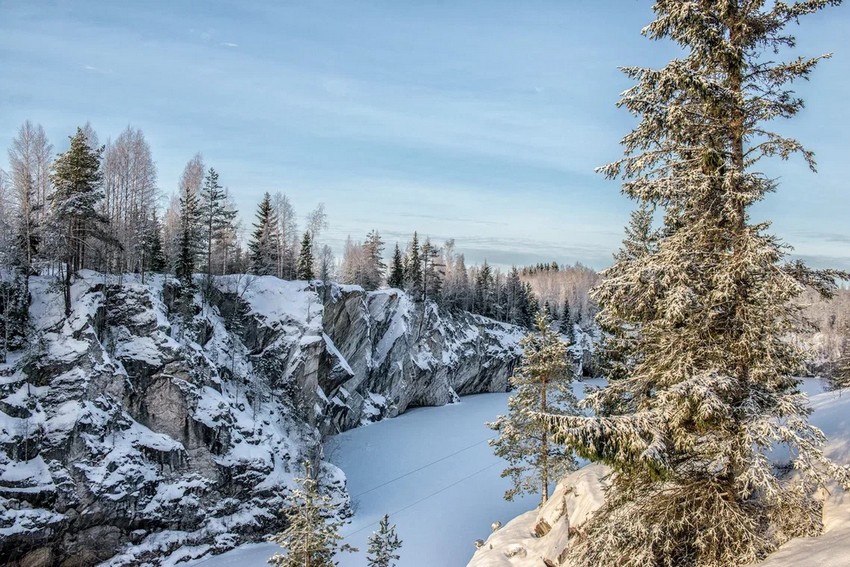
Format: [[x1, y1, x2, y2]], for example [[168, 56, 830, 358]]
[[404, 232, 422, 300], [297, 231, 314, 281], [387, 243, 404, 289], [366, 514, 402, 567], [489, 312, 578, 503], [248, 192, 280, 276], [200, 167, 237, 286], [268, 462, 356, 567], [174, 155, 204, 288]]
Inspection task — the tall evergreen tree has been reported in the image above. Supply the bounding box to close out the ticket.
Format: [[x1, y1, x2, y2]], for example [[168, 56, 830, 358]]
[[366, 514, 403, 567], [144, 210, 166, 275], [268, 462, 356, 567], [405, 232, 422, 300], [200, 168, 237, 286], [49, 127, 110, 314], [474, 261, 494, 317], [422, 238, 444, 302], [489, 312, 578, 503], [558, 299, 572, 339], [297, 231, 314, 281], [548, 3, 850, 566], [362, 229, 386, 291], [175, 176, 201, 289], [248, 192, 280, 276], [388, 242, 405, 289]]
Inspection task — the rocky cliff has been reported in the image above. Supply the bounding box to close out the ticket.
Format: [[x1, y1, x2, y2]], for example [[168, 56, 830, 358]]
[[0, 272, 523, 566]]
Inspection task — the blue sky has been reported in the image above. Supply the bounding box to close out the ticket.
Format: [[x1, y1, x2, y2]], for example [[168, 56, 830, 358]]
[[1, 1, 848, 270]]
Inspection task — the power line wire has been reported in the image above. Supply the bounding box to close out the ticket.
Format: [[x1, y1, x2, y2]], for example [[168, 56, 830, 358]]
[[350, 436, 492, 499], [343, 460, 503, 539]]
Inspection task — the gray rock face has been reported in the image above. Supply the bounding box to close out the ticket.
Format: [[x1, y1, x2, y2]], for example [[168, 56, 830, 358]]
[[0, 273, 524, 566], [321, 286, 522, 431]]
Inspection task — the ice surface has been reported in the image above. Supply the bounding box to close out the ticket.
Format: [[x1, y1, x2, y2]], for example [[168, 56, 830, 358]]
[[185, 392, 539, 567]]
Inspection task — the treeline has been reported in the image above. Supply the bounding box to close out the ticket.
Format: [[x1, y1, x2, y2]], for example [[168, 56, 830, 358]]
[[0, 122, 330, 278], [0, 119, 591, 356]]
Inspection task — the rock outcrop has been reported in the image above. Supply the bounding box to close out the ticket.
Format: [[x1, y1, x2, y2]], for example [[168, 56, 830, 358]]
[[0, 272, 523, 566], [466, 464, 609, 567]]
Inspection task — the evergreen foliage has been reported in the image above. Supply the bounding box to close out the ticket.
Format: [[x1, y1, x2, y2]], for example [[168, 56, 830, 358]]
[[175, 173, 201, 288], [297, 231, 314, 281], [388, 243, 405, 289], [248, 192, 280, 276], [200, 167, 237, 285], [268, 462, 356, 567], [361, 230, 386, 290], [405, 232, 422, 300], [489, 312, 578, 503], [144, 211, 166, 275], [558, 299, 573, 340], [546, 3, 850, 566], [422, 238, 444, 302], [49, 127, 111, 314], [366, 514, 402, 567]]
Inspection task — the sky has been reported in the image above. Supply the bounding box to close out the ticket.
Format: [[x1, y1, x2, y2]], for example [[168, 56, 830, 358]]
[[0, 0, 848, 270]]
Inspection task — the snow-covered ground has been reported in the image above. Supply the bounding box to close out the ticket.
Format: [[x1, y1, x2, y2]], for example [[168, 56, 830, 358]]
[[184, 379, 850, 567], [186, 392, 542, 567]]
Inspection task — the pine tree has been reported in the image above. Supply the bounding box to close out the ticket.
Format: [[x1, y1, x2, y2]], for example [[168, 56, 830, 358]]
[[405, 232, 422, 300], [558, 299, 573, 339], [594, 204, 658, 388], [248, 192, 280, 276], [49, 127, 110, 315], [366, 514, 402, 567], [422, 238, 444, 302], [489, 312, 578, 503], [268, 462, 356, 567], [474, 261, 493, 317], [388, 243, 404, 289], [144, 210, 166, 275], [175, 176, 201, 289], [548, 3, 850, 566], [362, 230, 386, 291], [297, 231, 314, 281], [200, 168, 237, 287]]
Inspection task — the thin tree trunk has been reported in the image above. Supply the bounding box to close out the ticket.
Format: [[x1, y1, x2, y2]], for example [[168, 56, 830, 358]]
[[541, 373, 549, 503]]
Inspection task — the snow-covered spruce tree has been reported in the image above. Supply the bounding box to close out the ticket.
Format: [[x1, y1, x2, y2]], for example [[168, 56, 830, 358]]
[[268, 462, 356, 567], [144, 210, 167, 275], [200, 167, 237, 287], [248, 192, 280, 276], [49, 127, 111, 315], [593, 203, 659, 391], [297, 230, 315, 281], [546, 3, 850, 566], [489, 312, 578, 503], [405, 232, 423, 300], [175, 177, 201, 286], [388, 242, 405, 289], [366, 514, 402, 567]]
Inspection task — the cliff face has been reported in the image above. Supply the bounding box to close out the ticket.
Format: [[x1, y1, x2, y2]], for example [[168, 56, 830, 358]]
[[0, 273, 523, 566]]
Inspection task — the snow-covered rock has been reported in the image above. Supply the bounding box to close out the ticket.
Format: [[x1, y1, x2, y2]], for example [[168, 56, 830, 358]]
[[0, 273, 524, 566], [467, 464, 608, 567]]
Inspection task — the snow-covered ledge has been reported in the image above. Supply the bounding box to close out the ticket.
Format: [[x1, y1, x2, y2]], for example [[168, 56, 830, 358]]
[[467, 464, 608, 567]]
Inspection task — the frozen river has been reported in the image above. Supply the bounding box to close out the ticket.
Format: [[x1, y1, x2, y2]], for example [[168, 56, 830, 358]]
[[189, 392, 538, 567]]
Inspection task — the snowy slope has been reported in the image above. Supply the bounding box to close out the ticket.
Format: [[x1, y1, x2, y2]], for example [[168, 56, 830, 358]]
[[468, 379, 850, 567]]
